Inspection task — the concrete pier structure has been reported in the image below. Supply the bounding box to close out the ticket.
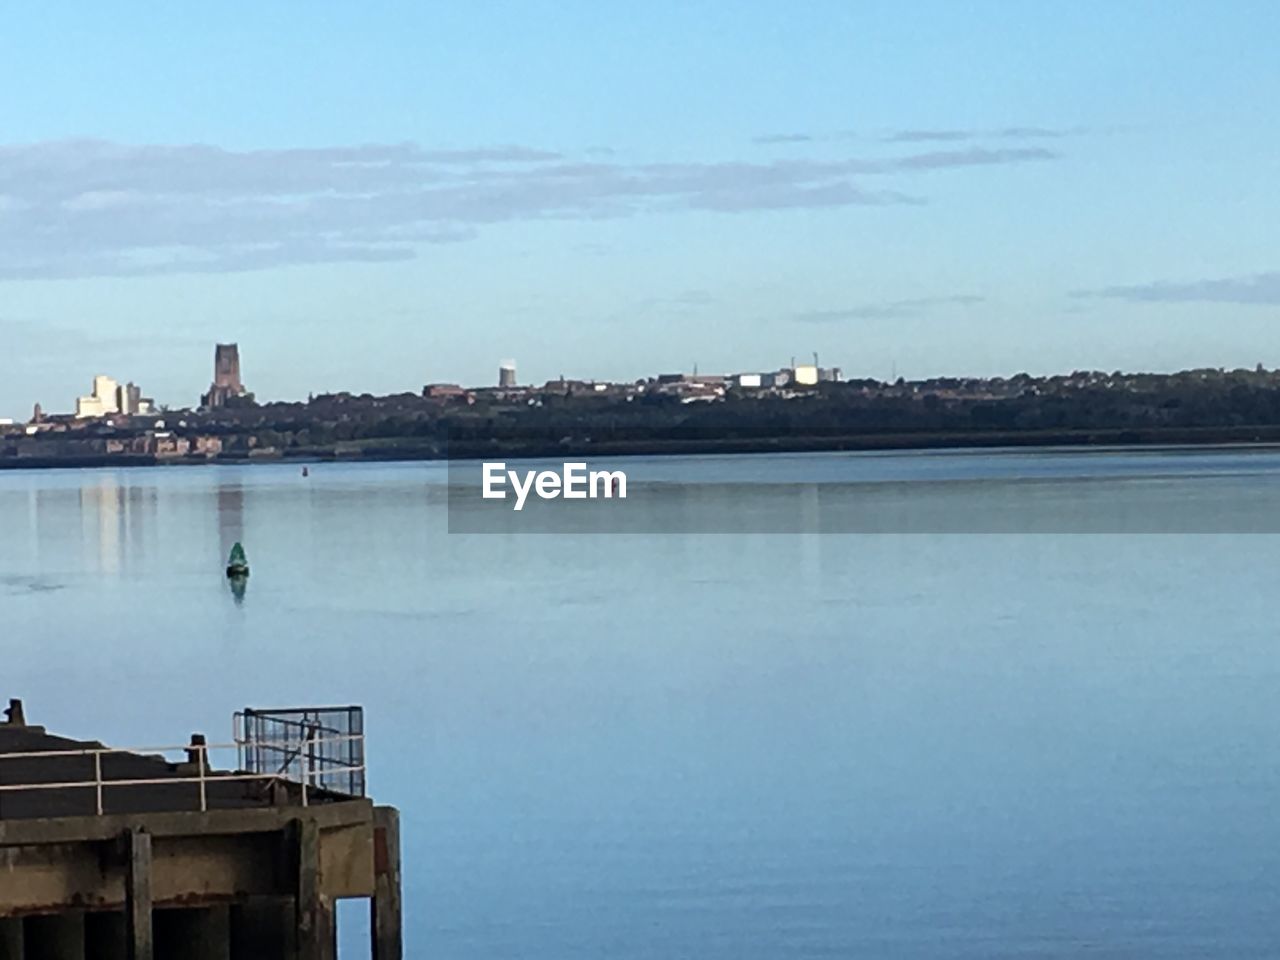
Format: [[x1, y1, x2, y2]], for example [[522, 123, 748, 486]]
[[0, 702, 401, 960]]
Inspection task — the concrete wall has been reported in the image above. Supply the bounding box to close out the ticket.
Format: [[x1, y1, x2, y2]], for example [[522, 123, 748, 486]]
[[0, 803, 401, 960]]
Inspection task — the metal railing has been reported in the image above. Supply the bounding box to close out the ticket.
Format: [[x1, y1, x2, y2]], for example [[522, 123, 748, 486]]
[[236, 706, 366, 799], [0, 733, 365, 816]]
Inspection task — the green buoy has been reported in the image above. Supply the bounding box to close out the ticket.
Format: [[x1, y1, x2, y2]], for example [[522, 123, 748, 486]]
[[226, 542, 250, 578]]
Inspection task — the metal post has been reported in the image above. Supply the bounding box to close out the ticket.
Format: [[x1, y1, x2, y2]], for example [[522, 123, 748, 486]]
[[307, 725, 317, 790], [198, 744, 207, 812], [94, 751, 104, 816], [300, 734, 309, 808]]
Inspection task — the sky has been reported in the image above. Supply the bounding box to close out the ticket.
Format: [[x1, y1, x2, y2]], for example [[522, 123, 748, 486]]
[[2, 0, 1280, 416]]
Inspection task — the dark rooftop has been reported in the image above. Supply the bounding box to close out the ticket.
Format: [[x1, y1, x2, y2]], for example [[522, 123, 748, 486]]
[[0, 699, 350, 821]]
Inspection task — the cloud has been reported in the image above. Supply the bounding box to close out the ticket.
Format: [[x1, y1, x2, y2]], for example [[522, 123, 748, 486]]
[[752, 133, 818, 144], [0, 139, 1060, 280], [754, 127, 1074, 145], [884, 127, 1072, 143], [883, 130, 973, 143], [687, 180, 914, 211], [888, 147, 1056, 171], [996, 126, 1070, 139], [1079, 271, 1280, 305], [795, 295, 985, 323]]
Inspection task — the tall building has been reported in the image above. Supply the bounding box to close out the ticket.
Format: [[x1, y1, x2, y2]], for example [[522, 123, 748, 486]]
[[498, 361, 517, 388], [93, 376, 120, 413], [214, 343, 243, 392], [117, 382, 144, 415], [201, 343, 250, 408], [76, 375, 120, 418]]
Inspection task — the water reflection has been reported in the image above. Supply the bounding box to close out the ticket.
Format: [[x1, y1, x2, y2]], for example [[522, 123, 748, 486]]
[[216, 481, 245, 557], [218, 481, 248, 605], [80, 477, 122, 574], [74, 474, 157, 574]]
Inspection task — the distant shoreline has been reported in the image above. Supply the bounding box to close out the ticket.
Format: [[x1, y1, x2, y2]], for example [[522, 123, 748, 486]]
[[6, 425, 1280, 471]]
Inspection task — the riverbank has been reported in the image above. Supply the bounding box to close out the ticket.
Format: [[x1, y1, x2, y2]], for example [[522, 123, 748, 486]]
[[7, 424, 1280, 470]]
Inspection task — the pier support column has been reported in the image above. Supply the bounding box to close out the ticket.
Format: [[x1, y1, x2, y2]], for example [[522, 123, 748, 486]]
[[125, 828, 153, 960], [371, 807, 403, 960], [24, 913, 85, 960], [0, 918, 24, 960], [294, 819, 334, 960]]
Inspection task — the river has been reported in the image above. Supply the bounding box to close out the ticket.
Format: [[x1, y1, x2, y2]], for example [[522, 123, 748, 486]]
[[3, 449, 1279, 958]]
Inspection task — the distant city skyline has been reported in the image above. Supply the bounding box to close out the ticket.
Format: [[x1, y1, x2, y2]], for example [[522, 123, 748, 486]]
[[3, 1, 1280, 417]]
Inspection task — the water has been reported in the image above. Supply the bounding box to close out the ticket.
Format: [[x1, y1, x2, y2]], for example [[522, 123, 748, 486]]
[[3, 450, 1280, 958]]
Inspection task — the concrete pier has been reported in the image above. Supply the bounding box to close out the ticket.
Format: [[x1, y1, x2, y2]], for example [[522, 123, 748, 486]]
[[0, 703, 403, 960]]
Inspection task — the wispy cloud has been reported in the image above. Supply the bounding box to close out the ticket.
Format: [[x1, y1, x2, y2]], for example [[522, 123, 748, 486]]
[[884, 127, 1071, 143], [882, 130, 973, 144], [0, 139, 1059, 280], [995, 126, 1071, 139], [753, 126, 1075, 146], [795, 295, 985, 323], [888, 147, 1056, 170], [1079, 271, 1280, 305], [751, 133, 819, 145]]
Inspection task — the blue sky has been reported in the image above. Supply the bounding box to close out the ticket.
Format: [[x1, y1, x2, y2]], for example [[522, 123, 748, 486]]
[[2, 1, 1279, 416]]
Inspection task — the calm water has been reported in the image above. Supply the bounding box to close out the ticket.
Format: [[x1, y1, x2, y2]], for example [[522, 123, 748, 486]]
[[3, 450, 1280, 958]]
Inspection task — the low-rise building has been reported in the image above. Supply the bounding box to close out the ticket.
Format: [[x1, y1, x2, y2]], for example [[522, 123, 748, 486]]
[[791, 364, 819, 386], [422, 383, 473, 402]]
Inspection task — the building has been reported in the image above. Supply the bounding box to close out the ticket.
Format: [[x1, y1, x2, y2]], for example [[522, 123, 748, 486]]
[[422, 383, 472, 401], [76, 397, 104, 419], [498, 361, 517, 388], [75, 376, 120, 419], [0, 699, 401, 960], [75, 377, 154, 419], [119, 382, 141, 415], [790, 364, 819, 386], [94, 376, 120, 412], [115, 382, 153, 416], [733, 373, 763, 389], [202, 343, 250, 409]]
